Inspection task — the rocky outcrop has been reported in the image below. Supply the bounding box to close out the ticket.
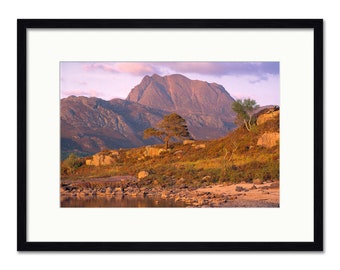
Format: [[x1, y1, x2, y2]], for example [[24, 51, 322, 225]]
[[257, 132, 280, 148], [86, 154, 115, 166], [257, 110, 279, 125], [143, 146, 166, 157], [85, 150, 119, 166]]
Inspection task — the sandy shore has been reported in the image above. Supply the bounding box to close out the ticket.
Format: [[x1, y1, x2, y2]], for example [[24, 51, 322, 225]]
[[193, 182, 279, 207]]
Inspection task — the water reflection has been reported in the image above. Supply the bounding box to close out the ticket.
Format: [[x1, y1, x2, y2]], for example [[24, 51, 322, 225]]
[[60, 195, 188, 208]]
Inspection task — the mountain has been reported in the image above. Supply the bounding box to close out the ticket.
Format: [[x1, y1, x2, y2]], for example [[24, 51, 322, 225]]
[[61, 74, 237, 158], [127, 74, 236, 139], [61, 96, 165, 158]]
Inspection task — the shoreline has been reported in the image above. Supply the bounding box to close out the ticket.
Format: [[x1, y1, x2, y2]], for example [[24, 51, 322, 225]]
[[60, 177, 279, 207]]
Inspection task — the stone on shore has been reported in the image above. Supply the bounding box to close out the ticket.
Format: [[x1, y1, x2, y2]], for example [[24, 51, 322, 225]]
[[252, 179, 263, 185]]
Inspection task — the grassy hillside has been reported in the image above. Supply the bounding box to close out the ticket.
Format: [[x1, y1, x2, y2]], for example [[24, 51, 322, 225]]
[[61, 112, 279, 189]]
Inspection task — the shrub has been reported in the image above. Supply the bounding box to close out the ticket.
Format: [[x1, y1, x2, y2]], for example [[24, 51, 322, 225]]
[[61, 153, 84, 174]]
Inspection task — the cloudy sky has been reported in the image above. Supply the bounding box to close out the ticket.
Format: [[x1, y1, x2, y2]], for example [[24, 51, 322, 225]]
[[60, 62, 280, 106]]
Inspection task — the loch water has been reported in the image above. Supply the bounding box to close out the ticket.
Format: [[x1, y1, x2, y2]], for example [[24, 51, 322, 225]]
[[60, 195, 188, 207]]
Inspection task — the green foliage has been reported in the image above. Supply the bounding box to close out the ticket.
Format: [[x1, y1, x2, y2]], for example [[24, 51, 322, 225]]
[[232, 98, 259, 131], [61, 150, 91, 161], [61, 153, 84, 174], [143, 127, 165, 140], [144, 113, 191, 149], [219, 160, 279, 184]]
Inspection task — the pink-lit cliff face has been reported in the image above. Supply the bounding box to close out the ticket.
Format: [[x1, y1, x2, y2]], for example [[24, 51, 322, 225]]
[[60, 62, 280, 106]]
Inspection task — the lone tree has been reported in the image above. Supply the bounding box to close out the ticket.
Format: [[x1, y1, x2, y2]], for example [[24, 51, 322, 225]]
[[232, 98, 259, 131], [144, 113, 191, 149]]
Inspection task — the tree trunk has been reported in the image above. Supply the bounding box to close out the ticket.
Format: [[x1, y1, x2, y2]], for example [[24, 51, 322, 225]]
[[248, 115, 253, 131], [243, 119, 251, 131], [164, 137, 169, 149]]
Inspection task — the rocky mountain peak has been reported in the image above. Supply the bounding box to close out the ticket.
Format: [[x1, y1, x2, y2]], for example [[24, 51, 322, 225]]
[[127, 74, 235, 117]]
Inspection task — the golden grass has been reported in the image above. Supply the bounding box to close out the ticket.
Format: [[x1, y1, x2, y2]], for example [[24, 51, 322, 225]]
[[62, 118, 280, 186]]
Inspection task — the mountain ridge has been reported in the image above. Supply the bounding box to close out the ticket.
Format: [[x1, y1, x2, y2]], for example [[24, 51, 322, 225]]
[[61, 74, 237, 158]]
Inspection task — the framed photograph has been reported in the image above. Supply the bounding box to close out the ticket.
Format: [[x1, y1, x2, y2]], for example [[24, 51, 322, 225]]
[[17, 19, 323, 251]]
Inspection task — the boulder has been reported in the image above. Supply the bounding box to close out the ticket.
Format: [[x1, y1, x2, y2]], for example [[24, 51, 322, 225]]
[[183, 140, 195, 145], [161, 191, 168, 199], [105, 187, 113, 194], [235, 186, 249, 192], [144, 146, 165, 157], [87, 154, 115, 166], [138, 171, 149, 179], [194, 144, 206, 149], [253, 179, 263, 185], [257, 132, 279, 148]]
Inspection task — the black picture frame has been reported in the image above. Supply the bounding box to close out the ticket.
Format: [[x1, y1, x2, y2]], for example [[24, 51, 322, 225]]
[[17, 19, 323, 251]]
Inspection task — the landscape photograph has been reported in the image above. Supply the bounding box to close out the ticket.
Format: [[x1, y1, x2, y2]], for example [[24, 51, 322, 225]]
[[60, 62, 280, 208]]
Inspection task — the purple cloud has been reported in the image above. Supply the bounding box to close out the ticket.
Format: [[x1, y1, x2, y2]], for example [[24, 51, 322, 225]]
[[114, 63, 159, 75], [83, 62, 160, 76], [163, 62, 279, 77], [83, 63, 118, 73], [81, 62, 279, 79]]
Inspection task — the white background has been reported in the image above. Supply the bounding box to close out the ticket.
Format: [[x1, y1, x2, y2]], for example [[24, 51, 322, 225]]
[[27, 29, 313, 242], [0, 0, 337, 269]]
